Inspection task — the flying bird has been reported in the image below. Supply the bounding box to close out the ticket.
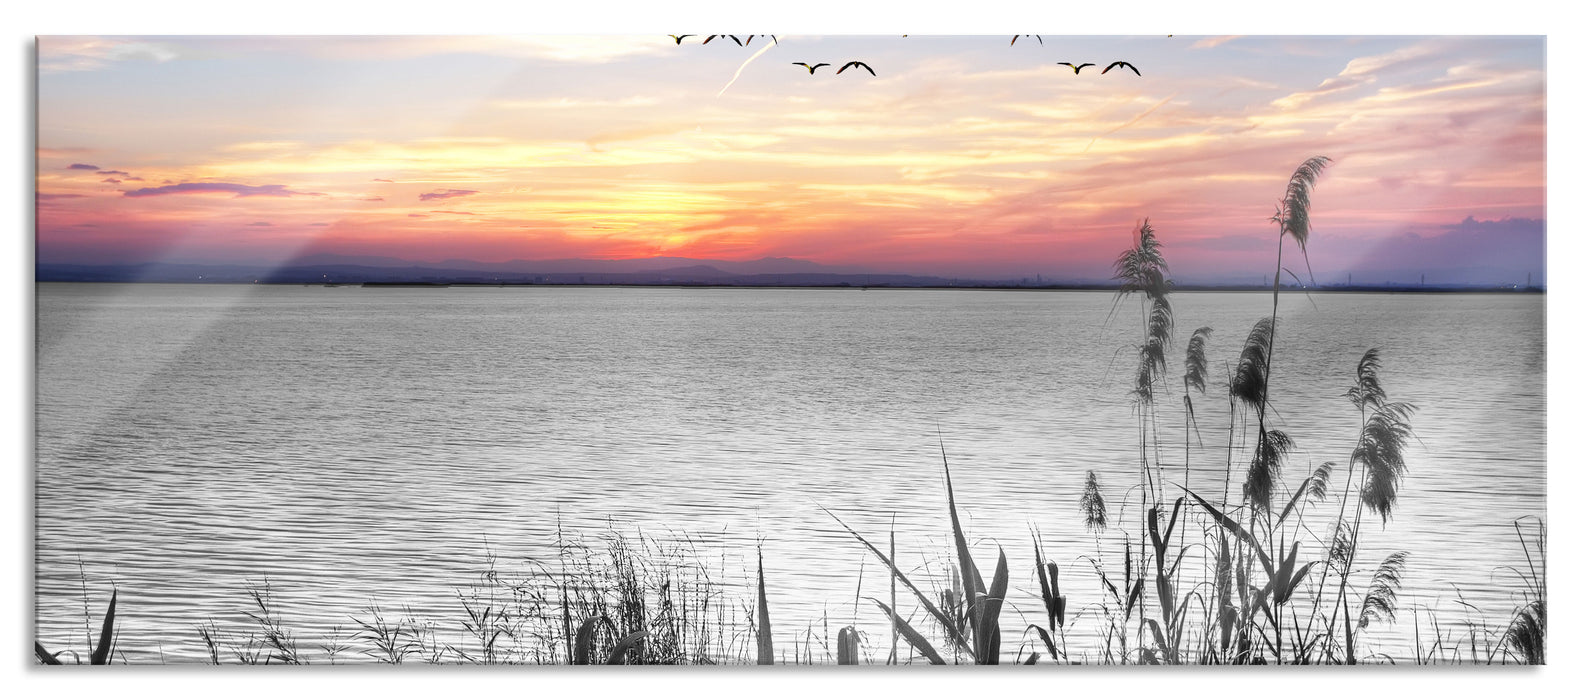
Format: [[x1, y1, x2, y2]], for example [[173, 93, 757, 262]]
[[793, 62, 830, 74], [1102, 61, 1141, 76], [703, 35, 744, 46], [1058, 62, 1095, 74], [1011, 35, 1043, 46], [745, 35, 777, 46], [669, 35, 693, 44], [836, 61, 876, 76]]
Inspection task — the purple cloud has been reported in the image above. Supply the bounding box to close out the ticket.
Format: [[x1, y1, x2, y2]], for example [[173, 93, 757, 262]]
[[247, 221, 273, 227], [1331, 216, 1544, 284], [97, 169, 131, 177], [373, 178, 394, 183], [66, 163, 100, 170], [122, 182, 322, 198], [430, 210, 476, 216], [359, 196, 385, 202], [102, 178, 121, 184], [418, 188, 478, 202], [37, 192, 86, 201]]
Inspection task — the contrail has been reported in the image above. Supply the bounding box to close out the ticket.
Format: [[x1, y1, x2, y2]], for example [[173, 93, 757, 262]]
[[717, 39, 777, 97], [1083, 92, 1177, 154]]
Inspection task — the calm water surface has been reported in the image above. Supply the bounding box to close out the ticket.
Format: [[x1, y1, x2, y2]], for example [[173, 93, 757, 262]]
[[34, 284, 1545, 663]]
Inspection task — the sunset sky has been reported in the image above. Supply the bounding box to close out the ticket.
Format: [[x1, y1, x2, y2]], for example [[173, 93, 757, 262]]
[[35, 34, 1546, 283]]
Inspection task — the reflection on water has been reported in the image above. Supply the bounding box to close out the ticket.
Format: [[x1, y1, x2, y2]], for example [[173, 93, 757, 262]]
[[35, 284, 1545, 663]]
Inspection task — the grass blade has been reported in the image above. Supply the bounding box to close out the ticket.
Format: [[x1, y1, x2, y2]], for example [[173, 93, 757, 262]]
[[90, 590, 117, 665], [871, 599, 946, 665], [756, 548, 774, 665]]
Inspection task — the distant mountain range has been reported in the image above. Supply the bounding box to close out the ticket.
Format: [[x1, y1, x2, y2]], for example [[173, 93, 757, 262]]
[[281, 253, 876, 276], [34, 253, 1543, 291], [35, 255, 976, 287]]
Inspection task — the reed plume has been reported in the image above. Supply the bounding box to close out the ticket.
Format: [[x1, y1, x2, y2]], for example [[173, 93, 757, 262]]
[[1080, 470, 1108, 532], [1112, 219, 1175, 408], [1231, 317, 1276, 415], [1184, 327, 1212, 396], [1355, 401, 1417, 523], [1346, 348, 1387, 411], [1243, 428, 1295, 511], [1357, 552, 1408, 630], [1273, 156, 1333, 259]]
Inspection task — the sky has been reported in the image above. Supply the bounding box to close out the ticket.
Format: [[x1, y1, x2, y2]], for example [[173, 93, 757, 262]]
[[35, 34, 1545, 284]]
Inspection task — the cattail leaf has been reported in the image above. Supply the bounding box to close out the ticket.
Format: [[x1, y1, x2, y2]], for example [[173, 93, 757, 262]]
[[1125, 578, 1145, 619], [1124, 539, 1133, 589], [1278, 476, 1315, 525], [35, 642, 63, 665], [1034, 543, 1059, 631], [604, 630, 647, 665], [1218, 603, 1237, 652], [943, 460, 985, 645], [1155, 573, 1175, 625], [1273, 542, 1301, 602], [1148, 618, 1169, 657], [1185, 489, 1273, 575], [1048, 562, 1066, 627], [836, 626, 860, 665], [90, 590, 117, 666], [1100, 572, 1121, 605], [1147, 505, 1164, 571], [1022, 651, 1040, 665], [1279, 562, 1316, 605], [1027, 624, 1059, 659], [974, 549, 1009, 664], [871, 599, 947, 665], [1164, 496, 1184, 548], [573, 615, 604, 665], [821, 507, 974, 655]]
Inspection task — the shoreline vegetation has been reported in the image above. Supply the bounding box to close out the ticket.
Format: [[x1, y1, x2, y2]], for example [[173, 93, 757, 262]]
[[34, 158, 1547, 665]]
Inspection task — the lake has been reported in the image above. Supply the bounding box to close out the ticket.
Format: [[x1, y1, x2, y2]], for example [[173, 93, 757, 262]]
[[34, 283, 1546, 663]]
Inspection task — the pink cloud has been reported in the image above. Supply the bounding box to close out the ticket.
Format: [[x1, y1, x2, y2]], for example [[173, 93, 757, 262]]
[[122, 182, 322, 198], [418, 189, 478, 201]]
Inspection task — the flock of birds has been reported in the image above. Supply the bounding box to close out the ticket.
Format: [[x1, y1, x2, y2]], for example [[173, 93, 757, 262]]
[[792, 61, 875, 76], [667, 35, 1143, 78], [1062, 61, 1141, 75]]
